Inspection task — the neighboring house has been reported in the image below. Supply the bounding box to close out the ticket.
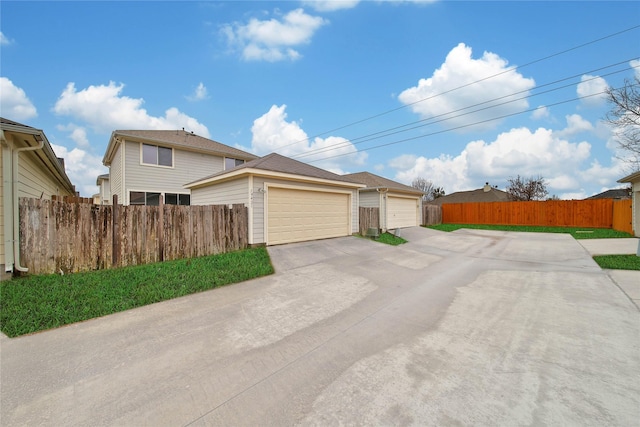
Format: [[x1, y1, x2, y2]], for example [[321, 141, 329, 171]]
[[186, 153, 365, 246], [427, 183, 509, 206], [618, 171, 640, 237], [0, 117, 76, 277], [102, 129, 258, 206], [342, 171, 423, 231], [95, 173, 110, 205], [585, 188, 631, 200]]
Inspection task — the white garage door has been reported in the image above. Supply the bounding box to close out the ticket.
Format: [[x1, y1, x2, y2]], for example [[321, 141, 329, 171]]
[[387, 196, 419, 229], [267, 187, 351, 245]]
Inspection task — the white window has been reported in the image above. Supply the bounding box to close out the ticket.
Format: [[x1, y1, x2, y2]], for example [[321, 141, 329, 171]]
[[225, 157, 245, 170], [130, 191, 190, 206], [142, 144, 173, 167]]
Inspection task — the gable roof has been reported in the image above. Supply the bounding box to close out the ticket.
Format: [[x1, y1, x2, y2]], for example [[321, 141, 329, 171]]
[[186, 153, 365, 189], [618, 170, 640, 184], [342, 171, 424, 195], [1, 117, 76, 194], [585, 188, 631, 200], [427, 186, 509, 206], [102, 129, 259, 165]]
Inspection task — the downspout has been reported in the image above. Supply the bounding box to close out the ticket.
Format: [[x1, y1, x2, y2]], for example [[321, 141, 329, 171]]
[[12, 137, 44, 272], [376, 187, 388, 232]]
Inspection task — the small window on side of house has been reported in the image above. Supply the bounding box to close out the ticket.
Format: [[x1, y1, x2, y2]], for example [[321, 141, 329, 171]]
[[225, 157, 245, 170], [142, 143, 173, 167]]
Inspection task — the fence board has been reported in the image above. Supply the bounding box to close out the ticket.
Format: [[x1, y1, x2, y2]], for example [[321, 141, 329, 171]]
[[613, 199, 633, 234], [441, 199, 619, 228], [359, 207, 380, 235], [19, 198, 249, 275], [422, 205, 442, 226]]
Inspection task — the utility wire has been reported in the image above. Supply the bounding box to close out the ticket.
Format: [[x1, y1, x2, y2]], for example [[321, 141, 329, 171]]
[[272, 24, 640, 152], [292, 61, 638, 160], [305, 83, 639, 164]]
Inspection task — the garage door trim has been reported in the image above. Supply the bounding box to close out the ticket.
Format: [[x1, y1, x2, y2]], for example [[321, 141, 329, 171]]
[[264, 183, 353, 245]]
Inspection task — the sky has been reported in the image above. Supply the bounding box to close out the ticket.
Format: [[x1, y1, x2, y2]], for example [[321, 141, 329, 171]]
[[1, 0, 639, 198]]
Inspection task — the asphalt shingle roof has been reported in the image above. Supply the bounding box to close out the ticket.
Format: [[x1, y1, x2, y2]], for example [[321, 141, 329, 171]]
[[342, 171, 424, 194]]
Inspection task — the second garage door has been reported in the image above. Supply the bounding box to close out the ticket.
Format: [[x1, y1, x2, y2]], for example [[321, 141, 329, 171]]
[[387, 196, 419, 229], [267, 186, 351, 245]]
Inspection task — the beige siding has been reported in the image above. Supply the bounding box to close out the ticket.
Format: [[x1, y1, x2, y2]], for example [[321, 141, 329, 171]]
[[0, 147, 4, 266], [191, 177, 249, 206], [359, 191, 380, 208], [110, 142, 123, 203], [99, 178, 111, 204], [18, 150, 75, 199], [123, 139, 224, 204]]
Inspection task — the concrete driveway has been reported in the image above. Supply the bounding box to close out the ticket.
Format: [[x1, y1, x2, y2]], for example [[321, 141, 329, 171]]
[[1, 227, 638, 426]]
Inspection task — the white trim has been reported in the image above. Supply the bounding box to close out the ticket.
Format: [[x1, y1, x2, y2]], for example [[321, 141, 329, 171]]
[[264, 182, 353, 246], [139, 142, 175, 169], [248, 175, 254, 245], [186, 168, 365, 190]]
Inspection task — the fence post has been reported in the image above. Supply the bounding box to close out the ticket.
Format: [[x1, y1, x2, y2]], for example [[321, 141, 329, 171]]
[[158, 195, 164, 262], [112, 194, 120, 268]]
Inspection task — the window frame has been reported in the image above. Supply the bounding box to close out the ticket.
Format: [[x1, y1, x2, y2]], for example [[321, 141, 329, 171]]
[[224, 157, 245, 170], [140, 143, 174, 168], [128, 191, 191, 206]]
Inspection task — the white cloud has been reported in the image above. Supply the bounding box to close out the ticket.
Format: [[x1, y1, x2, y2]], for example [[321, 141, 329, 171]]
[[250, 104, 366, 174], [53, 81, 210, 137], [555, 114, 594, 138], [186, 82, 209, 102], [50, 143, 108, 197], [398, 43, 535, 132], [531, 105, 549, 120], [577, 74, 609, 106], [221, 9, 327, 62], [0, 77, 37, 121], [304, 0, 360, 11], [56, 123, 90, 148], [389, 127, 593, 196], [631, 59, 640, 79], [0, 31, 13, 45]]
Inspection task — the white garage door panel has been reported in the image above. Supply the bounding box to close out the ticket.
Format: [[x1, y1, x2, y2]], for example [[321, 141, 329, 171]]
[[387, 196, 419, 229], [268, 187, 350, 245]]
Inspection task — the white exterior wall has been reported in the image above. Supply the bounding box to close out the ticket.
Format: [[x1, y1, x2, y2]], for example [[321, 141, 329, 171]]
[[632, 181, 640, 237], [120, 139, 225, 204], [110, 142, 123, 204], [359, 191, 380, 208], [252, 176, 359, 245], [18, 150, 74, 199], [190, 177, 249, 206], [99, 179, 111, 205]]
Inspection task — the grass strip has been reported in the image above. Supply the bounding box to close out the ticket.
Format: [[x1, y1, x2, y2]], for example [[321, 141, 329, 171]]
[[593, 255, 640, 271], [426, 224, 633, 239], [0, 247, 274, 338], [375, 232, 407, 246]]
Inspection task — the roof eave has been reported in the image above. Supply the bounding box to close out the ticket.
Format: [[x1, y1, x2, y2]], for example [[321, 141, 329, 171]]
[[618, 170, 640, 183]]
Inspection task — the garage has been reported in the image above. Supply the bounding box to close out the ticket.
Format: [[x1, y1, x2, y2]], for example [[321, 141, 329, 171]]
[[387, 196, 420, 229], [267, 186, 351, 245]]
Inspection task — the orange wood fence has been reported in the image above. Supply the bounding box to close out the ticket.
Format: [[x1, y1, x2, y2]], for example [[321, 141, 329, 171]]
[[441, 199, 632, 231], [612, 199, 633, 235]]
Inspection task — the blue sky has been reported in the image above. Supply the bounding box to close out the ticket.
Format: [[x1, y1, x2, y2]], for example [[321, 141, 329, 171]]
[[1, 0, 639, 198]]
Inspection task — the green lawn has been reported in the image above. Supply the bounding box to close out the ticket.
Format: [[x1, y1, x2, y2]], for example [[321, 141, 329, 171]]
[[0, 247, 274, 338], [426, 224, 633, 239], [376, 232, 408, 246], [593, 255, 640, 271]]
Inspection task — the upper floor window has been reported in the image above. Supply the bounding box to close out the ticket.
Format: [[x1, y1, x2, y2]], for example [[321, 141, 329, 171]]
[[142, 143, 173, 167], [225, 157, 245, 170]]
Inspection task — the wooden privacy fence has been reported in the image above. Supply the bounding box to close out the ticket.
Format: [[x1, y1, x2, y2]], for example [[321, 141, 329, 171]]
[[612, 199, 633, 235], [19, 197, 248, 275], [441, 199, 629, 229], [422, 204, 442, 226], [359, 207, 380, 235]]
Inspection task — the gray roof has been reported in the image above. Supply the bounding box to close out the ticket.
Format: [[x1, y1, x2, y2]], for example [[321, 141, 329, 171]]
[[187, 153, 364, 187], [427, 186, 509, 206], [585, 188, 631, 200], [343, 171, 424, 195], [104, 129, 258, 164]]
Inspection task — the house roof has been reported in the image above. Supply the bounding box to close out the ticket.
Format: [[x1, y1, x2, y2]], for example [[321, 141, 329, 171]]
[[0, 117, 76, 194], [427, 185, 509, 206], [342, 171, 424, 195], [186, 153, 365, 189], [618, 170, 640, 184], [102, 129, 259, 165], [585, 188, 631, 200], [96, 173, 109, 185]]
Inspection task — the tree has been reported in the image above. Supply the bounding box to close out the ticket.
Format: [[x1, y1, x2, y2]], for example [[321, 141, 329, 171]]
[[411, 177, 445, 201], [506, 175, 548, 201], [605, 77, 640, 170]]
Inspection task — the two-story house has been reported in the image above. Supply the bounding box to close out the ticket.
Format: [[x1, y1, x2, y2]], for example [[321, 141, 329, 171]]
[[102, 129, 258, 206]]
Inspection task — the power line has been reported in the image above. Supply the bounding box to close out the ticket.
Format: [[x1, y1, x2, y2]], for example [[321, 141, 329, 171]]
[[272, 24, 640, 152], [305, 83, 638, 164], [292, 60, 638, 160]]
